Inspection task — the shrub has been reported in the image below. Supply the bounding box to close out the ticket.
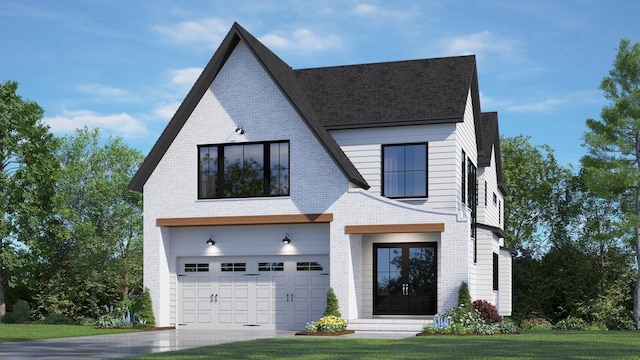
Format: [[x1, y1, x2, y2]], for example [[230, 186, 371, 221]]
[[553, 316, 589, 331], [458, 281, 472, 308], [446, 304, 481, 329], [323, 287, 341, 318], [424, 307, 517, 335], [131, 288, 155, 327], [473, 323, 496, 335], [603, 310, 636, 331], [496, 320, 519, 334], [520, 317, 553, 331], [96, 314, 126, 328], [2, 300, 31, 324], [473, 300, 502, 324], [43, 314, 76, 325], [313, 315, 347, 333]]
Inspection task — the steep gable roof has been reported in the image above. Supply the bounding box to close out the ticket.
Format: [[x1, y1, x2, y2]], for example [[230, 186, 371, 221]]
[[295, 56, 477, 128], [479, 112, 508, 196], [129, 22, 369, 192]]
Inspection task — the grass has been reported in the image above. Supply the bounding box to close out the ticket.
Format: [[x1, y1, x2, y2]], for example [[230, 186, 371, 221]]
[[129, 331, 640, 359], [0, 324, 142, 343]]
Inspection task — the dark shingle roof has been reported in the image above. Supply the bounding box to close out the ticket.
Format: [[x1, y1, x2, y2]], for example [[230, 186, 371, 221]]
[[129, 22, 369, 192], [129, 22, 498, 195], [295, 56, 477, 128], [479, 112, 508, 195]]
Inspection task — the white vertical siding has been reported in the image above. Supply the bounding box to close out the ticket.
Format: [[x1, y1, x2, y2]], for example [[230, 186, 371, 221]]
[[478, 145, 502, 228], [330, 123, 460, 212], [498, 248, 513, 316]]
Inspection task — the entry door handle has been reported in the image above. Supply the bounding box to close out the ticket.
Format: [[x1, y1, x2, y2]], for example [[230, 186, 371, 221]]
[[402, 284, 409, 296], [211, 294, 218, 303]]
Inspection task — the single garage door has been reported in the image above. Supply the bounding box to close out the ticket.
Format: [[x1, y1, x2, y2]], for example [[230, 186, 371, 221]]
[[178, 256, 329, 330]]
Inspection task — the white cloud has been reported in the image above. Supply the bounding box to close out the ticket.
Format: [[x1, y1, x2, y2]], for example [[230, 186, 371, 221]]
[[44, 110, 148, 138], [153, 102, 181, 121], [77, 84, 131, 98], [259, 28, 342, 51], [506, 98, 567, 112], [441, 31, 517, 57], [153, 17, 228, 45], [354, 4, 378, 15], [353, 3, 413, 20], [169, 67, 202, 86]]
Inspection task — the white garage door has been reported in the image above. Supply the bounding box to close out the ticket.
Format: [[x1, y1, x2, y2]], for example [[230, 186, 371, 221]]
[[178, 256, 329, 330]]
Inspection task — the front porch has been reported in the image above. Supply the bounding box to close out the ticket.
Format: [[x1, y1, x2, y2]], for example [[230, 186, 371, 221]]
[[347, 317, 433, 333]]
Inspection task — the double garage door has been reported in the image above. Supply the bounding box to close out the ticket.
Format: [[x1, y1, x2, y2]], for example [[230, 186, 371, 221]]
[[178, 256, 329, 330]]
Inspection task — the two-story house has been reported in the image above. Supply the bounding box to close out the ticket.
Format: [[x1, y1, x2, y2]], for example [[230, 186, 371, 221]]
[[129, 22, 511, 332]]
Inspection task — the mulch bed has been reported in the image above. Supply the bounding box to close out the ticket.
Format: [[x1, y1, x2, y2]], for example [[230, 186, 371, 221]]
[[96, 326, 175, 331], [295, 330, 355, 336], [416, 332, 519, 336], [142, 326, 176, 331]]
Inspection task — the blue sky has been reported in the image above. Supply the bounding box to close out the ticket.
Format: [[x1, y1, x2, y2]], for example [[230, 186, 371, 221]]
[[1, 1, 638, 167]]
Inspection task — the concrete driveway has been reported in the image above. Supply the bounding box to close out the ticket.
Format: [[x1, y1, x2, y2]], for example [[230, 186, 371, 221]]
[[0, 329, 410, 359]]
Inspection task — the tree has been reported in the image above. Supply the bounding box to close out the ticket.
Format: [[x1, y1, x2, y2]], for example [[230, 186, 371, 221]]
[[0, 81, 58, 315], [501, 135, 574, 257], [32, 127, 144, 318], [582, 39, 640, 329]]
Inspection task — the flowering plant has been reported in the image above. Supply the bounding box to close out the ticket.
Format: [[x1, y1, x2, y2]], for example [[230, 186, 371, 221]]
[[311, 315, 348, 333], [472, 300, 502, 324]]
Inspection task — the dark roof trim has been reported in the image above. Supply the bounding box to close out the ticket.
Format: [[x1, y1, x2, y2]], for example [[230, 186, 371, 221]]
[[233, 23, 369, 190], [129, 28, 240, 192], [469, 64, 485, 162], [129, 22, 369, 192], [324, 116, 463, 130], [477, 112, 509, 197], [500, 246, 517, 256], [476, 223, 505, 239]]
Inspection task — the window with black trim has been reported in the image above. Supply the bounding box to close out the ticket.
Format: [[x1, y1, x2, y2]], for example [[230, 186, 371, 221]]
[[382, 143, 427, 198], [221, 263, 246, 272], [493, 253, 499, 291], [296, 261, 323, 271], [185, 263, 209, 272], [259, 262, 284, 271], [461, 150, 466, 203], [198, 141, 289, 199]]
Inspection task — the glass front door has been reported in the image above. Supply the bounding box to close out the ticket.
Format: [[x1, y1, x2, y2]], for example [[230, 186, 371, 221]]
[[374, 243, 437, 315]]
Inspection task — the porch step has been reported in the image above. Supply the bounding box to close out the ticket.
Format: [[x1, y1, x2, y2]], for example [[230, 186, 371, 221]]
[[347, 318, 432, 333]]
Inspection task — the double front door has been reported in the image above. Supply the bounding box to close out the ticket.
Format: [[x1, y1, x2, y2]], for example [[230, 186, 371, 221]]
[[374, 243, 437, 315]]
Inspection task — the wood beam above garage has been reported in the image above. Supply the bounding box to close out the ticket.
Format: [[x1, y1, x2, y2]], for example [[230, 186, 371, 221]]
[[156, 213, 333, 227], [345, 223, 445, 234]]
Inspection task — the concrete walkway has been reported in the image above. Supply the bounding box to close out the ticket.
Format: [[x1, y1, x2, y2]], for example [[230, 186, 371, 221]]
[[0, 329, 411, 359]]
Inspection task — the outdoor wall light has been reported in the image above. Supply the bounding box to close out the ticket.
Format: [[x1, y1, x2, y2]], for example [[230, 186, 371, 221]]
[[206, 236, 215, 246], [282, 233, 291, 244], [235, 126, 244, 135]]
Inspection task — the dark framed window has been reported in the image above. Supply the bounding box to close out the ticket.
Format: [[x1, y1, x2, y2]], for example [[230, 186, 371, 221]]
[[468, 159, 478, 262], [493, 253, 499, 291], [296, 261, 323, 271], [221, 262, 246, 272], [382, 143, 427, 198], [259, 262, 284, 271], [198, 140, 289, 199], [184, 263, 209, 272], [461, 150, 466, 204]]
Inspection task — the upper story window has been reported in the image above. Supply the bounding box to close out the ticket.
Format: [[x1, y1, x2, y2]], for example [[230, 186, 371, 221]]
[[461, 150, 467, 203], [382, 143, 427, 198], [198, 141, 289, 199]]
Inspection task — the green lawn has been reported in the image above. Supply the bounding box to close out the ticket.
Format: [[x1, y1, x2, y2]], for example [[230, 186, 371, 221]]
[[0, 324, 142, 343], [129, 331, 640, 360]]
